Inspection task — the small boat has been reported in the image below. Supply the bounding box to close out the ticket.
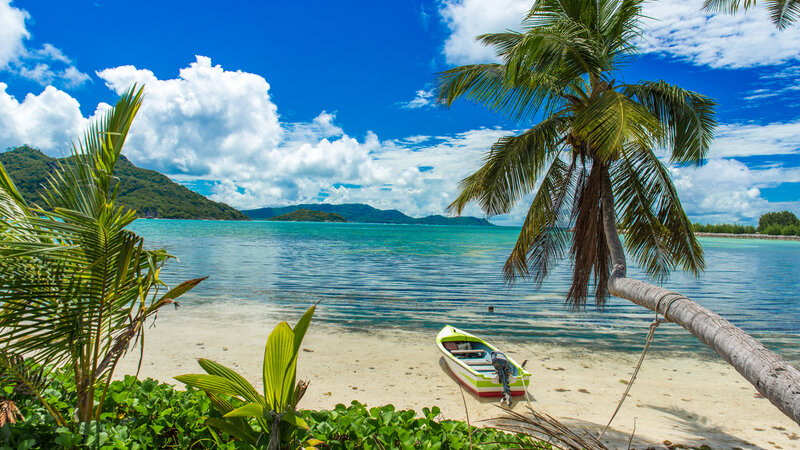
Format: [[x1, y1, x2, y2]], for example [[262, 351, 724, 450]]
[[437, 325, 531, 402]]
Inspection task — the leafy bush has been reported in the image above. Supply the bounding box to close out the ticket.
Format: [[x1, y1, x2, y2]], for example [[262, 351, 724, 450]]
[[299, 401, 546, 449], [2, 374, 544, 449], [758, 210, 799, 232]]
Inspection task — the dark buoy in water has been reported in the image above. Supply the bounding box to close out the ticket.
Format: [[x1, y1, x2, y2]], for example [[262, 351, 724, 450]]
[[488, 306, 494, 313]]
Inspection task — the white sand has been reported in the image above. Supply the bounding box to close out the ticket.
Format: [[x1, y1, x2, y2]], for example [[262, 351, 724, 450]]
[[117, 302, 799, 449]]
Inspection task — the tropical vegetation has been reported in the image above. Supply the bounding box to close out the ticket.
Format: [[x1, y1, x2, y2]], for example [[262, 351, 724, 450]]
[[437, 0, 800, 424], [175, 305, 316, 449], [692, 222, 756, 234], [0, 145, 247, 220], [691, 211, 800, 236], [269, 209, 348, 222], [0, 86, 205, 423], [1, 369, 542, 449]]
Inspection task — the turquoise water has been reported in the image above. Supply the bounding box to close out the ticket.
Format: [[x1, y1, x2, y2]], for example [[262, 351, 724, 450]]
[[129, 220, 800, 363]]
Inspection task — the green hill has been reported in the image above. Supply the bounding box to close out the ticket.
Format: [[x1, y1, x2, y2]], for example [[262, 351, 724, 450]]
[[269, 209, 348, 222], [0, 146, 248, 220], [243, 203, 493, 226]]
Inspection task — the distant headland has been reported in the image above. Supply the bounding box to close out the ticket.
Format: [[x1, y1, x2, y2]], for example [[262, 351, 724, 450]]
[[244, 203, 493, 226]]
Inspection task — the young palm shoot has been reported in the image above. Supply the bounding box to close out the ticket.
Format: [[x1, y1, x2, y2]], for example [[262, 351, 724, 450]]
[[175, 304, 316, 450]]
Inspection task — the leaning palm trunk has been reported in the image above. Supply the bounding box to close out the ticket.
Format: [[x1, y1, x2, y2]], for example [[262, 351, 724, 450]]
[[599, 170, 800, 425]]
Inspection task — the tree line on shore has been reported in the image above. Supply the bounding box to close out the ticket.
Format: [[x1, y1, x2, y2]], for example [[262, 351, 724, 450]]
[[693, 210, 800, 236]]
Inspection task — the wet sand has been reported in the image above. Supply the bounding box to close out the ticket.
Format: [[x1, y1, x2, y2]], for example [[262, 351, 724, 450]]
[[116, 302, 798, 449]]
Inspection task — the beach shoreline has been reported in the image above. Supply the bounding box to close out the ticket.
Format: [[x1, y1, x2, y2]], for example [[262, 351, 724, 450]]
[[116, 303, 798, 449]]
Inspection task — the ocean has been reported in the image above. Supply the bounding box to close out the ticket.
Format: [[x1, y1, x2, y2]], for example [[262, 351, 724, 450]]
[[129, 220, 800, 363]]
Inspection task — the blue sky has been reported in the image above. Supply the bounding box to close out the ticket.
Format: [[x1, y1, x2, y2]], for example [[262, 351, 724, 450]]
[[0, 0, 798, 224]]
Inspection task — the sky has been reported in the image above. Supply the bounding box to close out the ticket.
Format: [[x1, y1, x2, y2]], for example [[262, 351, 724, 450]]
[[0, 0, 798, 225]]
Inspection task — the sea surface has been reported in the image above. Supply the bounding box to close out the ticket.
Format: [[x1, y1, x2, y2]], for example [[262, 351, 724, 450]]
[[129, 220, 800, 363]]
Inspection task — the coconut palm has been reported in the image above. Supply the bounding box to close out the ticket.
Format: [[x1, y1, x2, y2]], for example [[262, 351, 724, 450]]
[[0, 86, 205, 422], [437, 0, 800, 425], [703, 0, 799, 29]]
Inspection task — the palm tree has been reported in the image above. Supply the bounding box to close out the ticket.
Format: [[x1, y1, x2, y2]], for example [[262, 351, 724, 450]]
[[0, 86, 205, 422], [437, 0, 800, 425], [703, 0, 799, 29]]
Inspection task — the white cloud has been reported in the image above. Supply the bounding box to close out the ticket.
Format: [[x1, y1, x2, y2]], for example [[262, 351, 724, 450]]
[[438, 0, 800, 70], [671, 159, 800, 223], [0, 1, 90, 88], [399, 89, 435, 109], [640, 0, 800, 69], [0, 82, 101, 153], [439, 0, 530, 65], [711, 121, 800, 158], [0, 0, 28, 67], [2, 56, 798, 225]]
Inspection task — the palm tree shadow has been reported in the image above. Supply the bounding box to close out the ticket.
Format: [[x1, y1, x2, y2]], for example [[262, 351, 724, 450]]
[[438, 356, 537, 410], [638, 403, 757, 448]]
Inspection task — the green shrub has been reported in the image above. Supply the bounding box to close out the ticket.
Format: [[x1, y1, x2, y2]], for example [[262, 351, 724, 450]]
[[299, 401, 546, 450], [2, 373, 545, 449], [758, 211, 800, 233]]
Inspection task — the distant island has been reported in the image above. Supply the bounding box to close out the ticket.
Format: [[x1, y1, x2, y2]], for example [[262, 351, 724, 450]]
[[244, 203, 493, 226], [269, 209, 347, 222], [0, 146, 248, 220]]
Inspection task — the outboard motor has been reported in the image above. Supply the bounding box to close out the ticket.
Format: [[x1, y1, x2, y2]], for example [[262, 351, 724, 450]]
[[491, 351, 513, 405]]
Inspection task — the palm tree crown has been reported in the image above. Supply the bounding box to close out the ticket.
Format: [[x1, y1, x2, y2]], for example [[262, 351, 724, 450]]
[[437, 0, 717, 308], [703, 0, 799, 29]]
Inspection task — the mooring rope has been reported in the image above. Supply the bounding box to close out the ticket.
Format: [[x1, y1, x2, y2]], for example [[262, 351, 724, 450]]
[[598, 293, 681, 440]]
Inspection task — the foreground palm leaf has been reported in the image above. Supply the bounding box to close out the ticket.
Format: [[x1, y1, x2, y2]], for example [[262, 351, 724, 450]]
[[703, 0, 800, 29], [439, 0, 800, 425], [176, 304, 315, 449], [0, 85, 205, 422]]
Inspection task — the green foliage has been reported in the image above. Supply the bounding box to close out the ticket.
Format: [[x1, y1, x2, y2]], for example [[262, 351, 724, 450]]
[[269, 209, 348, 222], [0, 146, 247, 220], [2, 371, 545, 449], [176, 305, 316, 449], [758, 210, 799, 233], [299, 401, 545, 449], [692, 223, 756, 234], [0, 87, 204, 422], [1, 372, 222, 449], [244, 203, 493, 226]]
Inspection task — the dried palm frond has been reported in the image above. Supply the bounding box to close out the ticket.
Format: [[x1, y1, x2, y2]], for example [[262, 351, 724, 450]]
[[0, 400, 23, 426], [490, 406, 608, 450]]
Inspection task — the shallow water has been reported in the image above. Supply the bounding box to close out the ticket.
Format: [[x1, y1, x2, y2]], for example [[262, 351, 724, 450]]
[[129, 220, 800, 363]]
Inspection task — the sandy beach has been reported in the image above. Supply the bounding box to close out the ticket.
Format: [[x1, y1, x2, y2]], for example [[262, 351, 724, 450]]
[[117, 302, 798, 449]]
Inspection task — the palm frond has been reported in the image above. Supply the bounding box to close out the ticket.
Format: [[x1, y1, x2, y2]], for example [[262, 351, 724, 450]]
[[624, 81, 716, 165], [503, 156, 575, 284], [572, 89, 661, 162], [435, 62, 568, 122], [448, 115, 568, 217], [0, 350, 66, 426], [613, 146, 705, 280], [703, 0, 798, 29], [567, 161, 611, 308]]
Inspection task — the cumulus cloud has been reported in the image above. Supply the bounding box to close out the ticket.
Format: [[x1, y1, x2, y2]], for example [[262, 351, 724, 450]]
[[671, 159, 800, 223], [0, 82, 101, 153], [0, 1, 90, 88], [438, 0, 800, 70], [439, 0, 529, 65], [2, 55, 797, 225]]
